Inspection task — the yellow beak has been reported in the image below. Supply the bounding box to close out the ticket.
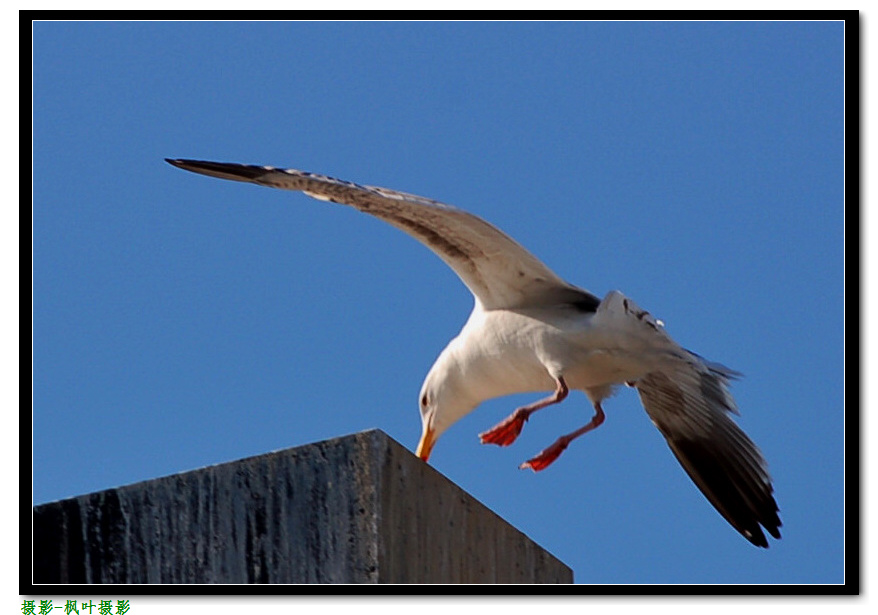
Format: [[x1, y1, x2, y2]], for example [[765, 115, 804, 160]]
[[416, 426, 437, 461]]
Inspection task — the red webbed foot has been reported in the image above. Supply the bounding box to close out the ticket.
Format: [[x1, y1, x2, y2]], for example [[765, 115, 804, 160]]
[[479, 409, 529, 447], [519, 438, 569, 472]]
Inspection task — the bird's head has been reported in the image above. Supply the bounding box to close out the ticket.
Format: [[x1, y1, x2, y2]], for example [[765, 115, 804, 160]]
[[415, 350, 478, 463]]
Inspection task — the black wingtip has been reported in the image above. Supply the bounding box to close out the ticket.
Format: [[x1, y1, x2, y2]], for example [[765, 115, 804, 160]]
[[744, 509, 781, 548], [165, 158, 272, 184], [658, 432, 782, 549], [166, 158, 204, 171]]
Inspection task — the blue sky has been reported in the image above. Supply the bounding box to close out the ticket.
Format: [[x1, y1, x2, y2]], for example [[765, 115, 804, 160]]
[[32, 21, 845, 585]]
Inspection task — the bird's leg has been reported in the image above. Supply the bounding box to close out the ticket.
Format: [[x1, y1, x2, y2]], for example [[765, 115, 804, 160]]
[[479, 377, 569, 447], [519, 402, 606, 472]]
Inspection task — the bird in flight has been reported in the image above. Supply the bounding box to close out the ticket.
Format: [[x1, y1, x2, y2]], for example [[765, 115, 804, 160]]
[[167, 158, 781, 547]]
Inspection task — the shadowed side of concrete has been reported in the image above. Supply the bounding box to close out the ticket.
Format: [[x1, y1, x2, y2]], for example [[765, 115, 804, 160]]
[[33, 429, 572, 584], [34, 433, 380, 583]]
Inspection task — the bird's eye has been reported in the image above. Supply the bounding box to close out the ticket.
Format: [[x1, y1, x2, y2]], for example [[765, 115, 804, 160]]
[[420, 393, 429, 408]]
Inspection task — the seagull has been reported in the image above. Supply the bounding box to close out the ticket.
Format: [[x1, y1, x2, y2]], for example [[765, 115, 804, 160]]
[[166, 158, 782, 548]]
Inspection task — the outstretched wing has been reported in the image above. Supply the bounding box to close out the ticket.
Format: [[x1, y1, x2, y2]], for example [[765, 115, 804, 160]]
[[635, 361, 781, 547], [166, 159, 599, 312]]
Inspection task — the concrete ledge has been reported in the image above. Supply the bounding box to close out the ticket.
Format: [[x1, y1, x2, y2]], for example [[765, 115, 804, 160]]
[[33, 429, 572, 584]]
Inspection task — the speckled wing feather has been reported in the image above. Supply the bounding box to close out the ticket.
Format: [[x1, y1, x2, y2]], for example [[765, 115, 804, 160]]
[[166, 159, 600, 312], [635, 363, 782, 547]]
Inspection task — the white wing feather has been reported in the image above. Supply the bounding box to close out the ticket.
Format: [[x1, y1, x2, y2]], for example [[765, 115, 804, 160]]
[[166, 159, 600, 312]]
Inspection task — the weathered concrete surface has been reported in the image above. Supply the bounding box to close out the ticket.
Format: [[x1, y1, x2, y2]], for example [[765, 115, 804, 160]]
[[33, 429, 572, 584]]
